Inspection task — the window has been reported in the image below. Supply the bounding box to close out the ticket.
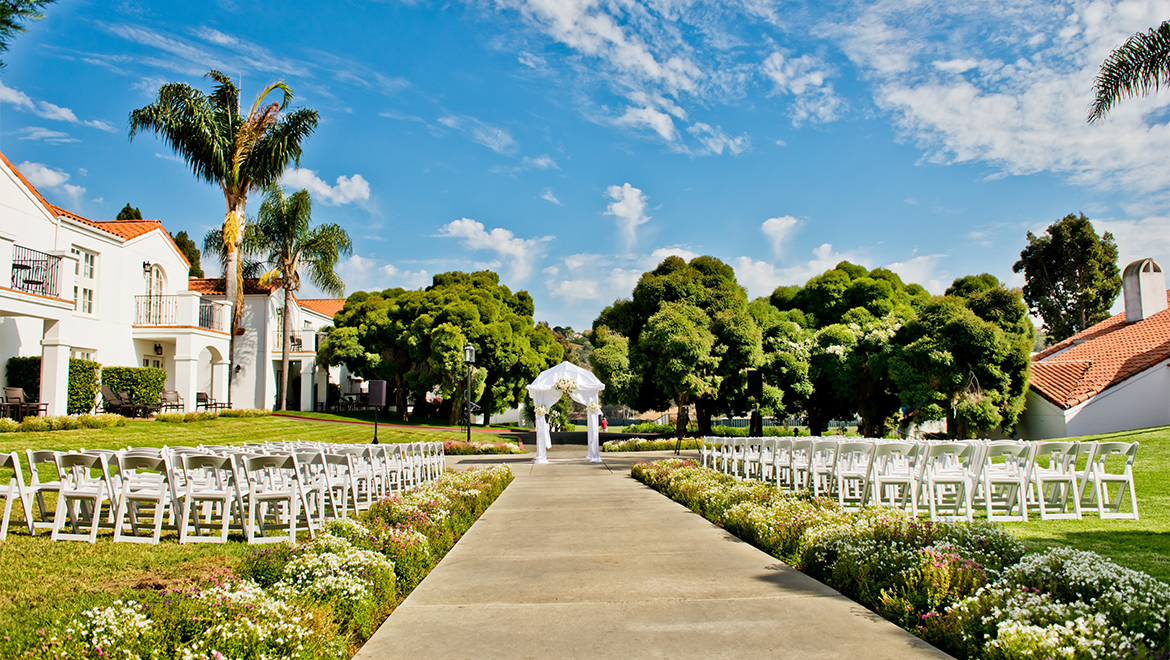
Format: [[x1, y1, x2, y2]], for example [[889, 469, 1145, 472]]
[[142, 357, 163, 369], [80, 288, 93, 314], [70, 247, 80, 275], [71, 349, 95, 360], [71, 247, 95, 279], [73, 286, 78, 309]]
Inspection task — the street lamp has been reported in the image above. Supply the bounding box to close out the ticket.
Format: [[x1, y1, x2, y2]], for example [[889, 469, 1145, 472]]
[[463, 343, 476, 443]]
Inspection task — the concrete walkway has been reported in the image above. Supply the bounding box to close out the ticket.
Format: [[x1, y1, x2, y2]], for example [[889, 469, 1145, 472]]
[[355, 451, 950, 659]]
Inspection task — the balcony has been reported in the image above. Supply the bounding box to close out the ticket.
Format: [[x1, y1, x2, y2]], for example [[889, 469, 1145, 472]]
[[271, 328, 319, 352], [135, 294, 229, 332], [10, 245, 62, 298]]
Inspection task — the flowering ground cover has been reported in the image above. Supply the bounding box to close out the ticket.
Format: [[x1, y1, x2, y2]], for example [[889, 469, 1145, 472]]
[[1, 465, 513, 659], [602, 438, 703, 452], [633, 459, 1169, 659]]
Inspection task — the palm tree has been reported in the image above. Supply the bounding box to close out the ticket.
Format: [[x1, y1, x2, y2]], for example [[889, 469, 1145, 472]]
[[1089, 20, 1170, 122], [129, 70, 318, 403], [250, 186, 352, 411], [0, 0, 56, 67]]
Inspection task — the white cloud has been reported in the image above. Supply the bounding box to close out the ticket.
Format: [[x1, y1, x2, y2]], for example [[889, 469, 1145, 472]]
[[687, 123, 749, 155], [614, 104, 678, 141], [761, 51, 844, 125], [17, 127, 78, 143], [0, 81, 116, 132], [522, 154, 559, 169], [645, 246, 699, 269], [838, 1, 1169, 198], [732, 243, 869, 298], [885, 253, 950, 294], [605, 183, 651, 250], [437, 218, 551, 282], [541, 188, 562, 205], [333, 254, 430, 293], [279, 168, 371, 206], [18, 161, 86, 207], [437, 115, 517, 154], [732, 257, 785, 299], [761, 215, 799, 258]]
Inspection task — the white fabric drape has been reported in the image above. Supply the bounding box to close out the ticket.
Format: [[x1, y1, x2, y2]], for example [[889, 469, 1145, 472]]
[[526, 361, 606, 464]]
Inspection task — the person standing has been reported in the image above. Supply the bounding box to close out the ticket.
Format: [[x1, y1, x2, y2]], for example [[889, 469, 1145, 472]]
[[601, 416, 608, 432]]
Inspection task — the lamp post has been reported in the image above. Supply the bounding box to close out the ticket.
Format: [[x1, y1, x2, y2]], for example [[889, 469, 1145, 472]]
[[463, 343, 476, 443]]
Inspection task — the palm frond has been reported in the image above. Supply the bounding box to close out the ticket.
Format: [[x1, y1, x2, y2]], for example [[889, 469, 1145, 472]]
[[1089, 20, 1170, 122]]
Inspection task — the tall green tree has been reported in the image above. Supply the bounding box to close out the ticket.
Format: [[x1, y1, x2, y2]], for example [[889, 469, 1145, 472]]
[[129, 70, 319, 394], [116, 203, 142, 220], [0, 0, 53, 67], [1012, 213, 1121, 344], [1089, 21, 1170, 122], [319, 271, 561, 424], [248, 186, 352, 411], [640, 302, 721, 439], [889, 276, 1033, 438], [170, 231, 204, 277], [591, 255, 762, 434]]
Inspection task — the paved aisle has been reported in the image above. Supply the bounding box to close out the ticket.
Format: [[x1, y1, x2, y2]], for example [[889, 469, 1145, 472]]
[[355, 454, 950, 660]]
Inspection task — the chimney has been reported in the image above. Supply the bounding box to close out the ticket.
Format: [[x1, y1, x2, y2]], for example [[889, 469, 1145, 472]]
[[1122, 258, 1167, 323]]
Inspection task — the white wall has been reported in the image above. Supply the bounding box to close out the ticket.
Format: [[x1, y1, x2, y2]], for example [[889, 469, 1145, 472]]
[[1013, 390, 1068, 440], [1066, 359, 1170, 437]]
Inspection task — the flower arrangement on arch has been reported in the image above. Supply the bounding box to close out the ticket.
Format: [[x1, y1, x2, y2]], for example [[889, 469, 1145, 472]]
[[587, 400, 602, 414], [554, 377, 578, 394], [534, 405, 549, 417]]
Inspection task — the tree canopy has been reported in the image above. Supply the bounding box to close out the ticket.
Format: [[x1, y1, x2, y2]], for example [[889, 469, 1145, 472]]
[[319, 271, 561, 423], [170, 231, 204, 278], [889, 275, 1033, 438], [591, 255, 762, 435], [116, 203, 142, 220], [1012, 213, 1121, 344]]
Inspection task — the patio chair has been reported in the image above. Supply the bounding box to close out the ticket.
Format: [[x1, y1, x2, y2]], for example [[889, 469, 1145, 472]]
[[195, 392, 229, 411], [3, 387, 47, 420], [1, 452, 36, 540], [159, 390, 184, 413], [100, 384, 127, 415]]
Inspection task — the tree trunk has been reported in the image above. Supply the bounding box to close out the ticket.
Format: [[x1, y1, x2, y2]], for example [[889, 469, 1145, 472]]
[[806, 408, 827, 437], [695, 397, 714, 436], [674, 393, 690, 439], [278, 285, 293, 411], [223, 196, 246, 407]]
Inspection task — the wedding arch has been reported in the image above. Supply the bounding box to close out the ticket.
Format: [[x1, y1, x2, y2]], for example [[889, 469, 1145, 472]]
[[526, 361, 606, 464]]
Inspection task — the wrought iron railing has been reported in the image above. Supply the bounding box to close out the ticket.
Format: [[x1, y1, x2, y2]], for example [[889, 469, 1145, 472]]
[[10, 245, 61, 298], [136, 295, 178, 325], [271, 329, 316, 352], [135, 296, 225, 331]]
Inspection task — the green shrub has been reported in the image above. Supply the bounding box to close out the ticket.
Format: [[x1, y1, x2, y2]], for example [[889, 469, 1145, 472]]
[[155, 411, 218, 423], [5, 356, 41, 402], [17, 416, 49, 432], [624, 421, 675, 434], [218, 408, 272, 418], [67, 358, 102, 415], [236, 544, 296, 589], [603, 438, 703, 451], [101, 366, 166, 405], [0, 418, 19, 432]]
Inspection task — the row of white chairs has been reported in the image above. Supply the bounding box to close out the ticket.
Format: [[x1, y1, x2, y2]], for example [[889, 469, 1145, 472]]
[[0, 441, 446, 545], [698, 436, 1139, 522]]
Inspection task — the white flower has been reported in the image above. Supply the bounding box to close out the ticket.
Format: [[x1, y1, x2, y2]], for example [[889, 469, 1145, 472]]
[[534, 405, 549, 417], [587, 400, 602, 414], [554, 377, 578, 394]]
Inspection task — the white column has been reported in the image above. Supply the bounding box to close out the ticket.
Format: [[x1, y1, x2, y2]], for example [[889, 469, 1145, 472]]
[[40, 317, 71, 416], [213, 358, 229, 404], [174, 335, 198, 412], [300, 358, 315, 412]]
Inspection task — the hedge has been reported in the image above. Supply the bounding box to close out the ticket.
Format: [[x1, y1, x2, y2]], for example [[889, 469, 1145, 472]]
[[5, 356, 40, 402], [101, 366, 167, 405], [68, 359, 101, 414], [5, 356, 103, 414]]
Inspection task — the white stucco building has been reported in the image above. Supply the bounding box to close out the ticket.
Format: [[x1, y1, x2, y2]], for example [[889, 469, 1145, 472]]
[[1014, 258, 1170, 439], [1, 152, 348, 415]]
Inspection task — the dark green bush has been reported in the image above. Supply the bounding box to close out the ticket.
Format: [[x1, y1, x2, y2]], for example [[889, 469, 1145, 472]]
[[235, 544, 295, 588], [101, 366, 166, 404], [5, 356, 41, 402], [67, 358, 101, 414]]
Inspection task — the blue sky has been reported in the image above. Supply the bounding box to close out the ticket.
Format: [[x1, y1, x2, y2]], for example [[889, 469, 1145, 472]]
[[1, 0, 1166, 330]]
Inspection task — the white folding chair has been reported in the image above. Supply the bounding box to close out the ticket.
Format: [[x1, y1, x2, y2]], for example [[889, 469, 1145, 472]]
[[239, 454, 316, 544], [1083, 441, 1139, 520], [833, 441, 875, 510], [24, 450, 62, 533], [868, 442, 920, 515], [922, 442, 976, 521], [773, 439, 793, 490], [1027, 442, 1082, 520], [980, 441, 1030, 522], [788, 439, 813, 491], [809, 439, 839, 497], [51, 453, 112, 543], [178, 454, 246, 544], [112, 455, 175, 544], [1, 452, 35, 539]]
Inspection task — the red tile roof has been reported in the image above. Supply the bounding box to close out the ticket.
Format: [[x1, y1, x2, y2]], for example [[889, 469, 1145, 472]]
[[298, 298, 345, 319], [1030, 291, 1170, 409], [187, 278, 281, 295], [0, 150, 55, 214]]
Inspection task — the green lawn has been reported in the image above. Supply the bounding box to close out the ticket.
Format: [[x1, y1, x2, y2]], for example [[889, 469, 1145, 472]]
[[0, 415, 486, 654], [1000, 425, 1169, 583]]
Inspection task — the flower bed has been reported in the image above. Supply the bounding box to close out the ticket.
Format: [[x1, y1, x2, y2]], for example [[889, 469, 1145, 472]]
[[633, 459, 1170, 659], [442, 439, 526, 455], [155, 409, 272, 423], [25, 465, 513, 660], [602, 438, 703, 452]]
